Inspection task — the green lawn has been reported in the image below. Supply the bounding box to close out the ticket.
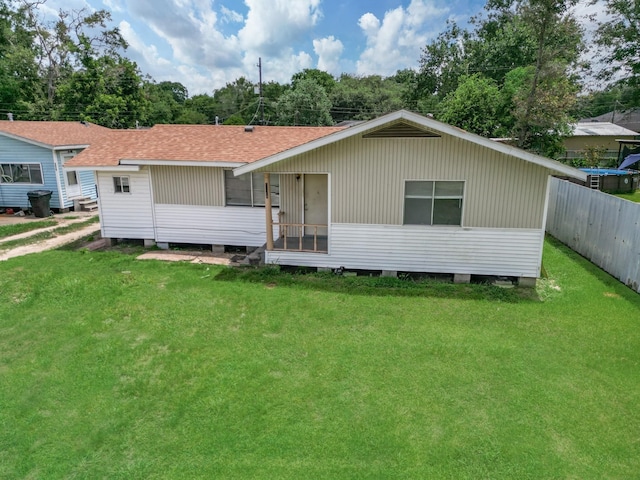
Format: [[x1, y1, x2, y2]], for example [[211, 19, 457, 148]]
[[1, 238, 639, 479], [613, 190, 640, 203], [0, 219, 57, 239]]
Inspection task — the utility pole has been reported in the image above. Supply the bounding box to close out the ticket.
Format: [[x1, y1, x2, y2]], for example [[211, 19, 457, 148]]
[[257, 57, 265, 125]]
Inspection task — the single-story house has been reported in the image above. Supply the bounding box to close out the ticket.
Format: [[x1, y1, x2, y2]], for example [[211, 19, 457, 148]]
[[563, 122, 638, 162], [67, 110, 586, 284], [64, 124, 344, 248], [0, 120, 107, 211]]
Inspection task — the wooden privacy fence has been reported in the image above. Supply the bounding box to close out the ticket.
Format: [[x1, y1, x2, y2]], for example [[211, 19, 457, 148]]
[[546, 177, 640, 293]]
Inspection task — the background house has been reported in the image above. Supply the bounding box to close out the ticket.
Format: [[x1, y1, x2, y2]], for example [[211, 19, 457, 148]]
[[0, 120, 107, 211], [562, 122, 638, 165], [581, 108, 640, 136]]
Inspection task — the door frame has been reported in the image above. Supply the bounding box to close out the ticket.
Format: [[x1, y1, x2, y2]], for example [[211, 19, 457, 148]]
[[60, 152, 82, 199], [302, 173, 329, 236]]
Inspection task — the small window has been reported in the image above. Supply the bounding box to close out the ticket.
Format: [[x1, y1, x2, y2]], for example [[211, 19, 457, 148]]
[[113, 176, 130, 193], [0, 163, 43, 184], [224, 170, 279, 207], [404, 180, 464, 226]]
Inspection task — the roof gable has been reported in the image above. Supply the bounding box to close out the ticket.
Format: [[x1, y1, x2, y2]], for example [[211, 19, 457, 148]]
[[235, 110, 587, 181], [362, 121, 440, 138]]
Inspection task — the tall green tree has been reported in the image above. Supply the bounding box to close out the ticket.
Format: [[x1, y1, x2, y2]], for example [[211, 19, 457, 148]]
[[330, 74, 403, 122], [593, 0, 640, 105], [276, 78, 332, 126], [508, 0, 582, 154], [417, 22, 468, 100], [212, 77, 258, 124], [291, 68, 335, 93], [438, 74, 503, 137], [56, 52, 147, 128], [0, 0, 40, 116], [18, 0, 127, 106]]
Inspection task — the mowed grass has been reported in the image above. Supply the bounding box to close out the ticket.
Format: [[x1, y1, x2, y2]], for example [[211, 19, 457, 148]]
[[614, 190, 640, 203], [0, 219, 57, 239], [0, 238, 639, 479]]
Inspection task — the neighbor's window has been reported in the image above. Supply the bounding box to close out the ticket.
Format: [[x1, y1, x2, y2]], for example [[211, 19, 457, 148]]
[[113, 176, 130, 193], [403, 180, 464, 226], [0, 163, 43, 184], [224, 170, 279, 207]]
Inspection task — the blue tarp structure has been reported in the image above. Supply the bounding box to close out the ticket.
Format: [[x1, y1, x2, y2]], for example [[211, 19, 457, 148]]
[[619, 153, 640, 170]]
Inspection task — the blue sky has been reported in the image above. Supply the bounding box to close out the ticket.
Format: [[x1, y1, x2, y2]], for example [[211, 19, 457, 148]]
[[33, 0, 601, 95]]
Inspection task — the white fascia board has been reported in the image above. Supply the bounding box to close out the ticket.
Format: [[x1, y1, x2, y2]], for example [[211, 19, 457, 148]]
[[120, 159, 246, 168], [65, 165, 140, 172], [53, 144, 90, 151], [234, 109, 588, 181]]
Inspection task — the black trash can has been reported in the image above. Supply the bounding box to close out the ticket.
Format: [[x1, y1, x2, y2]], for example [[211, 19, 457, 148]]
[[27, 190, 53, 218]]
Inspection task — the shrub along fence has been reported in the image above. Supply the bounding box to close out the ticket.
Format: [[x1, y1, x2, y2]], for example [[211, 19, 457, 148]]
[[546, 177, 640, 293]]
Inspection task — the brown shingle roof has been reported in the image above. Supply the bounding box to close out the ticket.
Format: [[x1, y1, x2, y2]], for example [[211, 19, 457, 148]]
[[66, 124, 346, 167], [0, 120, 111, 147]]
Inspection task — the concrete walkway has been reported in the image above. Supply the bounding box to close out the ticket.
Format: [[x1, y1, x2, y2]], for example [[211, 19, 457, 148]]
[[137, 251, 232, 265]]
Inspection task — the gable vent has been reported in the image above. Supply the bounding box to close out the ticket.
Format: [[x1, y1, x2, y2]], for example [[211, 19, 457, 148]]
[[363, 122, 440, 138]]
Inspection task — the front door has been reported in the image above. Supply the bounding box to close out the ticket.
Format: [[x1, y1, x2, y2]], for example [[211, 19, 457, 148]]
[[304, 174, 328, 236], [61, 153, 82, 198]]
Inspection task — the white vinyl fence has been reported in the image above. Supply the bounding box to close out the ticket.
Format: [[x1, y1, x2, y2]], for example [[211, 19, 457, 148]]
[[546, 177, 640, 293]]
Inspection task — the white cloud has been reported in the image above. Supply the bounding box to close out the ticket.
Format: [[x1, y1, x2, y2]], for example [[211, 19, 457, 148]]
[[356, 0, 449, 77], [238, 0, 322, 55], [103, 0, 124, 13], [313, 36, 344, 74], [220, 6, 243, 23]]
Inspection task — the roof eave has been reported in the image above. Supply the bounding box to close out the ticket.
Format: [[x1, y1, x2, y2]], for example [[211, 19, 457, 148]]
[[119, 159, 247, 168], [65, 165, 141, 172], [53, 144, 90, 151]]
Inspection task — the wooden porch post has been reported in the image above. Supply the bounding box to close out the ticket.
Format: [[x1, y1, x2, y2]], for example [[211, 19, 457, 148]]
[[264, 173, 274, 250]]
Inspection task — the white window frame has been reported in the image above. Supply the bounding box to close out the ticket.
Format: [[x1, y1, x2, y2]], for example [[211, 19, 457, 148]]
[[0, 163, 44, 184], [403, 180, 465, 226], [113, 176, 130, 194], [224, 170, 279, 207]]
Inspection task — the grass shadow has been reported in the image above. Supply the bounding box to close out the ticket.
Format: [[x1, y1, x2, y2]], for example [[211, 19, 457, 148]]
[[213, 265, 540, 303]]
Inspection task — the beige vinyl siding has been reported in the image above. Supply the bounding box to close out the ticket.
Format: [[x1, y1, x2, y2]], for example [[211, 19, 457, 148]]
[[255, 133, 550, 229], [563, 135, 631, 153], [279, 174, 303, 224], [151, 166, 224, 206]]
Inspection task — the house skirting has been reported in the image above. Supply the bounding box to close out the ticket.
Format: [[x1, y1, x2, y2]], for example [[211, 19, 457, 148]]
[[265, 223, 544, 278]]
